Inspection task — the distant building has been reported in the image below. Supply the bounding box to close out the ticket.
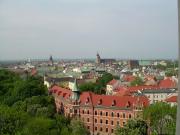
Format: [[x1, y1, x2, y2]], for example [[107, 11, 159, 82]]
[[48, 55, 54, 66], [138, 60, 152, 67], [134, 89, 177, 104], [106, 79, 120, 95], [128, 60, 139, 69], [96, 53, 116, 65], [50, 83, 149, 135]]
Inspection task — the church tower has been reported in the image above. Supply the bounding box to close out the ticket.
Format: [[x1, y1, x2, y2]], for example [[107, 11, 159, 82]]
[[96, 52, 101, 64], [71, 79, 80, 101], [49, 55, 54, 66]]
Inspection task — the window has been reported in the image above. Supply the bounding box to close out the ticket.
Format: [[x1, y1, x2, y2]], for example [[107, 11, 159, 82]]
[[117, 121, 120, 125], [82, 110, 84, 114], [95, 119, 97, 123], [117, 113, 120, 117], [88, 126, 90, 129], [100, 119, 103, 124], [106, 120, 108, 124], [106, 128, 108, 132], [111, 112, 114, 117], [123, 113, 126, 118], [111, 121, 114, 125], [111, 129, 114, 133], [87, 118, 89, 122], [106, 112, 108, 116], [129, 114, 132, 119], [74, 109, 77, 114], [95, 111, 97, 115], [100, 111, 103, 116], [100, 127, 103, 131], [87, 110, 89, 114], [95, 127, 97, 131]]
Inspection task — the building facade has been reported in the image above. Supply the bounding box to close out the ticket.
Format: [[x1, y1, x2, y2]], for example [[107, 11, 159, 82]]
[[50, 81, 149, 135]]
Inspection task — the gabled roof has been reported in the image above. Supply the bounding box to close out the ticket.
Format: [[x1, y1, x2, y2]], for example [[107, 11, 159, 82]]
[[165, 96, 177, 103], [159, 77, 177, 88]]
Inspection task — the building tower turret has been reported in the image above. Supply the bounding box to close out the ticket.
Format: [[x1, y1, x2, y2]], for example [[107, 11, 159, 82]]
[[71, 79, 80, 101], [49, 55, 54, 66], [96, 52, 101, 64]]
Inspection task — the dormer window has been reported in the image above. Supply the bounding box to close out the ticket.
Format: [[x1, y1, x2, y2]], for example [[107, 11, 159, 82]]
[[86, 97, 90, 104], [126, 101, 131, 108], [112, 100, 116, 106], [98, 99, 102, 105], [58, 91, 62, 95], [63, 93, 66, 97]]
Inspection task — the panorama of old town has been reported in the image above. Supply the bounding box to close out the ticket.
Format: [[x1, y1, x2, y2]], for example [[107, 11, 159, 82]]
[[0, 53, 178, 135]]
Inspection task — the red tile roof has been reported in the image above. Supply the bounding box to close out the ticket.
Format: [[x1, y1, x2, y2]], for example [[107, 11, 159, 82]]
[[159, 78, 177, 88], [127, 85, 160, 92], [50, 85, 149, 108], [50, 85, 72, 99], [123, 75, 136, 82], [80, 92, 149, 108], [165, 96, 177, 103], [114, 89, 131, 97], [107, 79, 118, 85]]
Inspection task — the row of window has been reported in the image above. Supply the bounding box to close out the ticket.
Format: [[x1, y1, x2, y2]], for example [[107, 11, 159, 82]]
[[81, 110, 132, 118], [85, 118, 126, 126], [95, 127, 114, 133], [147, 94, 165, 98]]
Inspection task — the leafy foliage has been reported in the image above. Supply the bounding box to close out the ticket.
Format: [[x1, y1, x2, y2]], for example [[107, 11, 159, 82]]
[[143, 102, 177, 135], [70, 118, 90, 135], [115, 119, 148, 135], [130, 77, 144, 86], [0, 69, 88, 135], [79, 72, 114, 94]]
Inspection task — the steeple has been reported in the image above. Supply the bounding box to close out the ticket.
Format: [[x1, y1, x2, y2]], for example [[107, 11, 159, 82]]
[[96, 52, 101, 64], [49, 55, 53, 66], [71, 79, 80, 101]]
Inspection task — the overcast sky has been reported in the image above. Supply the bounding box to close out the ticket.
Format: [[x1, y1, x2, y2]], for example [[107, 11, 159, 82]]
[[0, 0, 178, 60]]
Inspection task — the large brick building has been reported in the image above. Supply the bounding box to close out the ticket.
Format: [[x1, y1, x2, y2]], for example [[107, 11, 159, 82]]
[[49, 80, 149, 135]]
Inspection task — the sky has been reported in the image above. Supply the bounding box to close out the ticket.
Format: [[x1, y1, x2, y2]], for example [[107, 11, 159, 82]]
[[0, 0, 178, 60]]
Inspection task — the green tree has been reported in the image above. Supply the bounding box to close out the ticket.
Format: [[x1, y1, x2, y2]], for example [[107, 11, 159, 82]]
[[143, 102, 177, 135], [130, 77, 144, 86], [55, 114, 71, 135], [0, 105, 28, 135], [70, 118, 90, 135], [115, 119, 148, 135], [79, 72, 114, 94], [20, 117, 56, 135]]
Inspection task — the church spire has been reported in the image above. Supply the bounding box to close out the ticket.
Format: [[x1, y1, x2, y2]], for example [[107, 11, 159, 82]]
[[96, 52, 101, 64]]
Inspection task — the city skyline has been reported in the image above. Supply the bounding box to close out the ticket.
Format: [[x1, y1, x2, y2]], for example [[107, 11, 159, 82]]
[[0, 0, 178, 60]]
